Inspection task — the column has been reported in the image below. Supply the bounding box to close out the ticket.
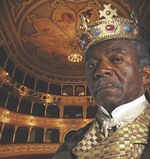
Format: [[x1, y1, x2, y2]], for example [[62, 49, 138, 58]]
[[16, 96, 22, 112], [28, 127, 32, 142], [4, 92, 10, 108], [0, 123, 5, 141], [12, 125, 18, 143], [44, 104, 48, 117], [43, 127, 47, 143], [83, 104, 87, 119], [30, 102, 34, 115]]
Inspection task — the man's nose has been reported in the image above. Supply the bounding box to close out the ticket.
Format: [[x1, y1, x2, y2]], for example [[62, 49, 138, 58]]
[[94, 60, 113, 79]]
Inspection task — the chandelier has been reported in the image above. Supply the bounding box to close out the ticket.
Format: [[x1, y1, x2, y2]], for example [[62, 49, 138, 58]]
[[68, 39, 83, 63], [68, 51, 83, 62]]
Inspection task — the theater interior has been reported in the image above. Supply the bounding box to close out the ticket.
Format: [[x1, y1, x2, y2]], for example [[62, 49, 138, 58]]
[[0, 0, 150, 159]]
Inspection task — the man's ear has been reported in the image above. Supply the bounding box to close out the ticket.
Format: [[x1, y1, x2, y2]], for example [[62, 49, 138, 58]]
[[143, 66, 150, 85]]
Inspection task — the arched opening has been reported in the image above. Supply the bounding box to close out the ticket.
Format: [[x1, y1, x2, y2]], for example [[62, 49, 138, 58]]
[[14, 127, 29, 143], [6, 94, 19, 112], [0, 45, 8, 67], [87, 105, 98, 118], [0, 87, 8, 107], [24, 74, 36, 89], [18, 98, 31, 115], [45, 128, 59, 143], [64, 106, 83, 118], [62, 85, 73, 96], [13, 67, 25, 84], [75, 85, 85, 96], [32, 103, 45, 117], [5, 58, 15, 77], [49, 83, 61, 95], [29, 128, 44, 143], [0, 125, 14, 143], [46, 105, 59, 118], [64, 130, 77, 141], [36, 80, 48, 93]]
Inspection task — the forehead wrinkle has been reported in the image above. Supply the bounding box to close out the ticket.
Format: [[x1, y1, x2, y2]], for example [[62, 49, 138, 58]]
[[85, 50, 97, 61], [105, 46, 127, 55], [85, 40, 129, 60], [85, 46, 126, 60]]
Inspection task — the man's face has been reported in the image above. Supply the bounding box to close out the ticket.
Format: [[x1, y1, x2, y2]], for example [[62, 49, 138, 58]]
[[85, 39, 146, 113]]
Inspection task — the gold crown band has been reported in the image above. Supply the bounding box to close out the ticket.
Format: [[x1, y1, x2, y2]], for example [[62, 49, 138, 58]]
[[79, 4, 143, 53]]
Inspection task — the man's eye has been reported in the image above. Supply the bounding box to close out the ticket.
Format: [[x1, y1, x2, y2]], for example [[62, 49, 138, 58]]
[[110, 58, 123, 63], [87, 62, 98, 68]]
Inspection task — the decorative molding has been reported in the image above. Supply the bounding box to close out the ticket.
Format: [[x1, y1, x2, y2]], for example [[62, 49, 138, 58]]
[[0, 143, 59, 158], [0, 107, 93, 128]]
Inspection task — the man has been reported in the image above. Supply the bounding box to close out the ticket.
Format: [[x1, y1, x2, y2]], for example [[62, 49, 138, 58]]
[[53, 4, 150, 159]]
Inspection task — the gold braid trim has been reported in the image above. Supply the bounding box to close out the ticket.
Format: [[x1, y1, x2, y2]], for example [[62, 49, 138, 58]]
[[72, 104, 150, 159]]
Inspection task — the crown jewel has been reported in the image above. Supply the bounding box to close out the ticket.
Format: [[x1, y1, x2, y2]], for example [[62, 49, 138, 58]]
[[79, 4, 142, 52]]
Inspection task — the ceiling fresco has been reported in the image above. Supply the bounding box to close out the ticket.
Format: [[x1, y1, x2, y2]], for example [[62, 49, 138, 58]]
[[0, 0, 150, 83]]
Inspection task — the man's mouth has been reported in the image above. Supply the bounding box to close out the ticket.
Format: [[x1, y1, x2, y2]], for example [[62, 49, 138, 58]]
[[93, 79, 122, 94]]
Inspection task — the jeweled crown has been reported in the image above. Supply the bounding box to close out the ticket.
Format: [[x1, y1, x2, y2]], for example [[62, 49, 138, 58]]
[[79, 4, 143, 53]]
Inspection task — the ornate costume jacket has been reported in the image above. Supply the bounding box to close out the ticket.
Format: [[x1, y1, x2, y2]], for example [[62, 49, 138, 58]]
[[52, 103, 150, 159]]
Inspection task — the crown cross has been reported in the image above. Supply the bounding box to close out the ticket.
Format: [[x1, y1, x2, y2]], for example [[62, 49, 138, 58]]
[[79, 4, 142, 53], [99, 4, 117, 20]]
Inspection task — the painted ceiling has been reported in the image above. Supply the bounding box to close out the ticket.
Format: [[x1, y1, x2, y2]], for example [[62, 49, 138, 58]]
[[0, 0, 150, 83]]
